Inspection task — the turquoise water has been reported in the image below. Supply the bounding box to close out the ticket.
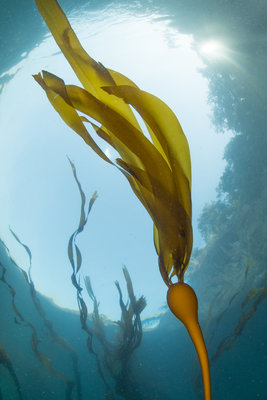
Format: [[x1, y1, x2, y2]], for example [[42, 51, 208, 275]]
[[0, 0, 266, 399]]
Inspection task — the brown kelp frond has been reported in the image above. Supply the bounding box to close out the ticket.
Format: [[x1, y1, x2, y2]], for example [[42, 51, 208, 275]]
[[122, 265, 147, 316], [67, 157, 97, 300], [67, 161, 115, 399], [135, 296, 147, 315], [115, 266, 146, 355], [84, 266, 146, 398], [34, 0, 192, 285], [205, 256, 256, 348], [7, 230, 81, 399], [0, 344, 23, 400], [88, 267, 146, 399], [0, 262, 74, 400], [9, 227, 33, 278], [115, 279, 134, 344], [84, 275, 105, 339], [84, 275, 96, 303], [0, 261, 26, 325], [67, 157, 98, 291], [241, 287, 264, 308], [212, 285, 267, 363]]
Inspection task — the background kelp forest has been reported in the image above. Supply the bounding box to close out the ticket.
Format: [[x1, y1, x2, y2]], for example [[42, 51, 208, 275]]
[[1, 0, 267, 399]]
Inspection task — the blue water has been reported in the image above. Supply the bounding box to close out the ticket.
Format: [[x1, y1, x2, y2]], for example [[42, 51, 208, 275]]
[[1, 0, 266, 399], [1, 237, 266, 399]]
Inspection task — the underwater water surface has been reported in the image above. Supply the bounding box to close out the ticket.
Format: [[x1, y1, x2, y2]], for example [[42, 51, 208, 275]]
[[0, 0, 266, 399]]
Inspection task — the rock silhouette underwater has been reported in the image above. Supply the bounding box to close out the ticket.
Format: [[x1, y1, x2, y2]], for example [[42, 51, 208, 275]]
[[33, 0, 211, 398]]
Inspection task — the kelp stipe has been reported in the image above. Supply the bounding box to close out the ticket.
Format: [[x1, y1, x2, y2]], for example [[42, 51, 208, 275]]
[[167, 283, 211, 400], [34, 0, 211, 398]]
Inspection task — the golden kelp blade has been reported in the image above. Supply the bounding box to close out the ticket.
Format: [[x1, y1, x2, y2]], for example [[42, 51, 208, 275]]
[[34, 70, 191, 283], [34, 0, 192, 284], [102, 85, 192, 213], [35, 0, 141, 130]]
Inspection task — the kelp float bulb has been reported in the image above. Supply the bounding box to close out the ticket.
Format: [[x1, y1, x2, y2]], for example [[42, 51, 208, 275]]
[[167, 283, 211, 400]]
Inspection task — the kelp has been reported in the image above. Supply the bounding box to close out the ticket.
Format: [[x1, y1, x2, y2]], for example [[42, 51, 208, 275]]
[[67, 157, 98, 292], [191, 259, 266, 398], [114, 266, 146, 355], [68, 160, 146, 399], [0, 261, 26, 326], [0, 260, 73, 399], [9, 229, 82, 400], [207, 257, 261, 349], [34, 0, 192, 286], [67, 159, 115, 399], [212, 285, 267, 363], [196, 258, 266, 367], [34, 1, 211, 399], [85, 267, 146, 400], [0, 343, 23, 400]]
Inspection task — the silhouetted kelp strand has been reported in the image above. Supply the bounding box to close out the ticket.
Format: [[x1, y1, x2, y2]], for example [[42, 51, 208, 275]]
[[84, 276, 106, 339], [191, 267, 266, 395], [241, 287, 264, 308], [67, 158, 97, 288], [0, 262, 25, 325], [9, 228, 33, 278], [211, 286, 267, 362], [210, 257, 261, 344], [1, 261, 70, 396], [67, 161, 115, 399], [77, 292, 115, 399], [8, 230, 82, 400], [114, 267, 145, 357], [85, 269, 146, 399], [0, 344, 23, 400], [203, 256, 256, 351]]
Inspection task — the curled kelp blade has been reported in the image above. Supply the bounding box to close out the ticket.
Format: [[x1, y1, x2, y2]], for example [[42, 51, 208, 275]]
[[35, 0, 141, 131], [102, 84, 192, 218], [65, 84, 175, 188], [35, 0, 115, 98], [33, 72, 172, 193], [107, 70, 172, 169], [33, 72, 113, 166], [34, 76, 182, 220], [62, 84, 192, 272]]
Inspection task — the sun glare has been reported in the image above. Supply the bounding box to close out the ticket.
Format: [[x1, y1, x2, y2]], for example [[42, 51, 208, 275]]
[[104, 148, 111, 158], [200, 40, 225, 58]]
